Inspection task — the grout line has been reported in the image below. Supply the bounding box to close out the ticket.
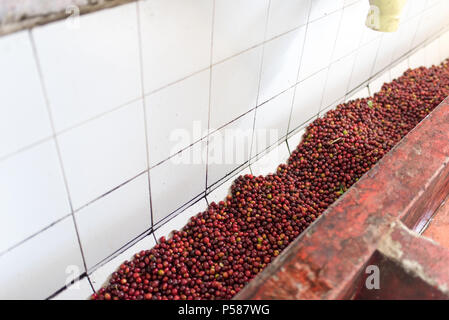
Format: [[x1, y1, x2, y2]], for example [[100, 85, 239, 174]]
[[73, 169, 148, 214], [286, 139, 292, 155], [149, 136, 208, 170], [152, 193, 204, 229], [86, 275, 95, 294], [205, 0, 216, 193], [249, 0, 272, 165], [135, 0, 154, 229], [390, 20, 410, 64], [144, 65, 211, 99], [307, 1, 345, 24], [55, 96, 142, 137], [0, 134, 53, 163], [206, 160, 250, 194], [152, 232, 158, 244], [369, 33, 384, 82], [151, 194, 207, 234], [328, 0, 365, 65], [28, 29, 89, 274], [87, 227, 155, 273], [321, 97, 345, 115], [250, 134, 290, 164], [282, 91, 296, 146], [332, 4, 366, 103], [286, 114, 317, 139], [345, 22, 376, 98], [205, 161, 251, 195], [367, 82, 372, 97], [0, 213, 72, 257], [205, 108, 256, 187], [348, 38, 379, 100], [46, 271, 91, 300], [409, 5, 426, 59]]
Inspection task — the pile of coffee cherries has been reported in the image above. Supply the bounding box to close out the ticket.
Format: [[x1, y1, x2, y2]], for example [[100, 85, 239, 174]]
[[92, 61, 449, 300]]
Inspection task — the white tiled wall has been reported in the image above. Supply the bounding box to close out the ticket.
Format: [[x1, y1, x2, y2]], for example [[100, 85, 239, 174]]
[[1, 0, 449, 299]]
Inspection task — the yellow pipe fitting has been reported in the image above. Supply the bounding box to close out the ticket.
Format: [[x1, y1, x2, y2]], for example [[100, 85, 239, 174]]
[[366, 0, 408, 32]]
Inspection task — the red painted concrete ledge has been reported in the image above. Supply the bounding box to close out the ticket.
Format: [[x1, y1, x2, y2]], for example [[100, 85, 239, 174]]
[[235, 98, 449, 300]]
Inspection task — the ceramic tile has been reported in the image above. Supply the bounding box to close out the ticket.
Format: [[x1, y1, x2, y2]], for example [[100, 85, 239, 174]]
[[51, 277, 93, 300], [139, 0, 213, 93], [322, 51, 356, 109], [348, 38, 381, 92], [0, 31, 52, 159], [289, 68, 327, 132], [57, 100, 147, 210], [309, 0, 344, 22], [89, 234, 156, 291], [0, 140, 70, 253], [207, 111, 255, 187], [299, 11, 341, 81], [33, 3, 141, 131], [409, 47, 426, 69], [250, 142, 290, 176], [258, 27, 306, 103], [346, 86, 370, 102], [150, 139, 207, 224], [213, 0, 269, 63], [154, 198, 208, 241], [287, 127, 307, 154], [332, 1, 365, 62], [146, 69, 209, 167], [265, 0, 311, 39], [252, 88, 294, 157], [206, 167, 252, 204], [390, 59, 409, 80], [210, 46, 262, 130], [368, 70, 390, 95], [75, 173, 151, 270], [0, 217, 84, 299]]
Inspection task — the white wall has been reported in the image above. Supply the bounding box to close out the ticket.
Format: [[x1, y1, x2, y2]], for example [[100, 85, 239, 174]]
[[1, 0, 449, 299]]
